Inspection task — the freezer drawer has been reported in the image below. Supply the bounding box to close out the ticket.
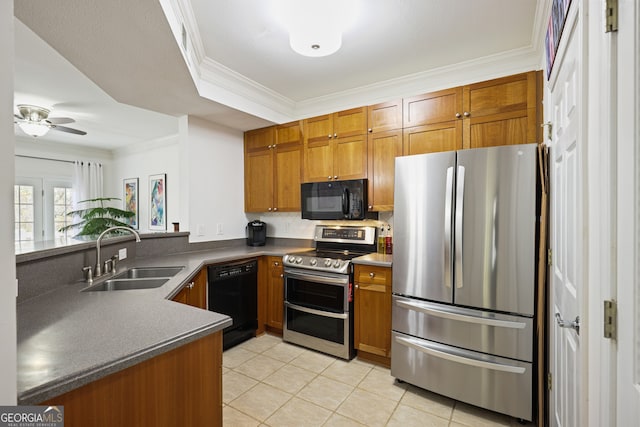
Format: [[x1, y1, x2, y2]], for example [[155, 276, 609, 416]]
[[391, 331, 532, 421], [392, 296, 533, 361]]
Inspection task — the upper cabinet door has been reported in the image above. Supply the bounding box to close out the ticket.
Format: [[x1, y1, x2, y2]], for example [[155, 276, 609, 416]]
[[276, 120, 303, 148], [245, 126, 275, 152], [403, 87, 463, 128], [333, 107, 368, 138], [462, 71, 541, 149], [304, 114, 333, 144], [368, 100, 402, 134]]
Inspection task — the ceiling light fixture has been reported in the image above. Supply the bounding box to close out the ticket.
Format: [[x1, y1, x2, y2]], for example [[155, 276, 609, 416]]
[[275, 0, 359, 57], [17, 122, 50, 137]]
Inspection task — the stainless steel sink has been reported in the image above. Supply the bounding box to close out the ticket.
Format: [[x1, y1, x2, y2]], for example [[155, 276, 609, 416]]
[[83, 278, 170, 292], [112, 266, 185, 279]]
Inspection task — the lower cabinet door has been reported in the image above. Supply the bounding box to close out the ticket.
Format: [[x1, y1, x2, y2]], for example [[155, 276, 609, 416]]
[[391, 331, 532, 421]]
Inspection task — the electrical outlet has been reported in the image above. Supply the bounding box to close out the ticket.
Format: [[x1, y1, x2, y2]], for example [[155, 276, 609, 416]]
[[197, 224, 205, 236], [118, 248, 127, 260], [216, 223, 223, 235]]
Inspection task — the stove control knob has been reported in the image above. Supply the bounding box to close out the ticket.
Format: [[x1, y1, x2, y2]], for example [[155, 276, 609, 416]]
[[324, 259, 332, 267], [333, 260, 341, 268], [283, 255, 289, 263], [295, 257, 303, 264], [310, 259, 317, 266]]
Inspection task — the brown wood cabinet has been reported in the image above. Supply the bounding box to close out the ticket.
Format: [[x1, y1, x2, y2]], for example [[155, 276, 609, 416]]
[[367, 129, 402, 211], [266, 257, 284, 331], [354, 264, 392, 367], [367, 100, 403, 134], [41, 332, 223, 427], [462, 71, 542, 149], [303, 107, 368, 182], [402, 71, 541, 155], [244, 121, 303, 212], [172, 268, 207, 309]]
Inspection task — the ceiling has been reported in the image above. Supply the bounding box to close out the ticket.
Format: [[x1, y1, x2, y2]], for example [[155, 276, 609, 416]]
[[13, 0, 545, 150]]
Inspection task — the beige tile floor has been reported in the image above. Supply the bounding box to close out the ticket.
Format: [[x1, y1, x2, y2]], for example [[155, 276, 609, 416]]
[[222, 334, 535, 427]]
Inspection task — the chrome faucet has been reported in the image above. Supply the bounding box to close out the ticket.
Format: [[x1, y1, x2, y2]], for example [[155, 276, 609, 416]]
[[94, 226, 141, 277]]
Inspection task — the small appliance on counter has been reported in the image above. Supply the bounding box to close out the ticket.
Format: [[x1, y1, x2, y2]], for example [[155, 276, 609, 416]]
[[246, 220, 267, 246]]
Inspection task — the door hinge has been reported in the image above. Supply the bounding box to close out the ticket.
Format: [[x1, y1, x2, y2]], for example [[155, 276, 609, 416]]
[[547, 248, 553, 266], [547, 372, 552, 391], [604, 300, 617, 339], [605, 0, 618, 33]]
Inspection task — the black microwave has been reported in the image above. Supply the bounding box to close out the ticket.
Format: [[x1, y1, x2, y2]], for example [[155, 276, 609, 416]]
[[301, 179, 369, 220]]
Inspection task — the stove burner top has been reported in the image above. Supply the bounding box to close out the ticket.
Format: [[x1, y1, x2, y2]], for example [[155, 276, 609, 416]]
[[284, 225, 378, 274]]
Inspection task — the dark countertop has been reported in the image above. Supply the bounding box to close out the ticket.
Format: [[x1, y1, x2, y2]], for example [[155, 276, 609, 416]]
[[16, 244, 311, 404]]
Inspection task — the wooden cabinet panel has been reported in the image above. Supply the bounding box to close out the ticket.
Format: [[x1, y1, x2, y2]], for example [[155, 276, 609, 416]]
[[403, 122, 462, 155], [274, 144, 303, 211], [244, 121, 302, 212], [265, 257, 284, 332], [172, 268, 207, 309], [368, 100, 402, 133], [462, 71, 541, 149], [244, 148, 274, 212], [333, 107, 368, 138], [41, 332, 223, 427], [304, 139, 334, 182], [276, 120, 303, 146], [245, 126, 275, 152], [367, 130, 402, 211], [304, 114, 333, 144], [333, 135, 368, 181], [354, 265, 392, 366], [403, 87, 463, 128]]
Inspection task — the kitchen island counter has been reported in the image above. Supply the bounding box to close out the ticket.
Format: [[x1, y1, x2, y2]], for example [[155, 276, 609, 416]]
[[16, 243, 311, 404]]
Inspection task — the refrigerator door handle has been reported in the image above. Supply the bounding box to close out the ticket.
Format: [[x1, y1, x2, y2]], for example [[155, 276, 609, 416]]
[[395, 299, 527, 329], [454, 165, 465, 289], [394, 334, 526, 374], [444, 167, 454, 289]]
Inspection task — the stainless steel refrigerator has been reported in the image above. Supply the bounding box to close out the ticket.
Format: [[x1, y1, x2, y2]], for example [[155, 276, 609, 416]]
[[391, 143, 537, 421]]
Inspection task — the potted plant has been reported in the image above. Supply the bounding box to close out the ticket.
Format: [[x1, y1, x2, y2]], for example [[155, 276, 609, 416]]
[[59, 197, 135, 238]]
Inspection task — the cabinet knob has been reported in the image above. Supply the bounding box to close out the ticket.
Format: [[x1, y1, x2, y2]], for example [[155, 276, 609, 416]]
[[273, 207, 278, 211], [268, 207, 272, 211], [280, 274, 284, 278], [369, 272, 375, 278], [188, 281, 195, 289], [328, 176, 332, 180], [334, 175, 338, 180], [355, 284, 359, 289], [368, 205, 373, 209], [463, 111, 470, 117], [274, 261, 279, 266], [273, 143, 277, 148], [455, 112, 461, 118], [334, 133, 337, 138], [328, 134, 333, 139], [368, 128, 373, 133]]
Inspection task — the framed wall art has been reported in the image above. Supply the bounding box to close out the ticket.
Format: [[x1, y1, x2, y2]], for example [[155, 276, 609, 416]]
[[545, 0, 573, 79], [123, 178, 139, 229], [149, 173, 166, 231]]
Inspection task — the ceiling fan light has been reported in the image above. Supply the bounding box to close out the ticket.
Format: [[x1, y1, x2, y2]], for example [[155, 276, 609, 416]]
[[18, 122, 50, 137]]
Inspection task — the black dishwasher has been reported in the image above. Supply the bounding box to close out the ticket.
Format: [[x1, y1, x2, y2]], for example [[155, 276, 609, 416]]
[[208, 259, 258, 350]]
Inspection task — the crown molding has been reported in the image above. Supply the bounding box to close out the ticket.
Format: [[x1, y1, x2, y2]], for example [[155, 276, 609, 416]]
[[165, 0, 546, 126]]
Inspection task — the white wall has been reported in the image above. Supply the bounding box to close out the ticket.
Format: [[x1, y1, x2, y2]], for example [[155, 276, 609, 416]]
[[185, 116, 250, 242], [1, 0, 17, 404], [111, 135, 180, 233]]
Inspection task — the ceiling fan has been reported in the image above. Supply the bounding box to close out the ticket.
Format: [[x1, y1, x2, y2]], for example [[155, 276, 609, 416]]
[[14, 104, 87, 137]]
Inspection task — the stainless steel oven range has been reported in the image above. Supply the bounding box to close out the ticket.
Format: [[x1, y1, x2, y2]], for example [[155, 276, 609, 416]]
[[283, 225, 377, 360]]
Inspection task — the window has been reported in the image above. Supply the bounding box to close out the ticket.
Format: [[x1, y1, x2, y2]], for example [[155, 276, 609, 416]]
[[14, 184, 35, 242], [53, 187, 73, 239]]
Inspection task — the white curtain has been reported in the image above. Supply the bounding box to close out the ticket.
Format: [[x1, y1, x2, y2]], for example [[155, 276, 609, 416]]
[[73, 161, 104, 208]]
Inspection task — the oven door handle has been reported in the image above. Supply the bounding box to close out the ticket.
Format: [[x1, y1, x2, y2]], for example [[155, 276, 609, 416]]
[[285, 302, 348, 319], [284, 270, 349, 286]]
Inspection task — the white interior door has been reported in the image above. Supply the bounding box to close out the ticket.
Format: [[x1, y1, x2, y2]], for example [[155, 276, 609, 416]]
[[616, 0, 640, 423], [548, 2, 583, 426]]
